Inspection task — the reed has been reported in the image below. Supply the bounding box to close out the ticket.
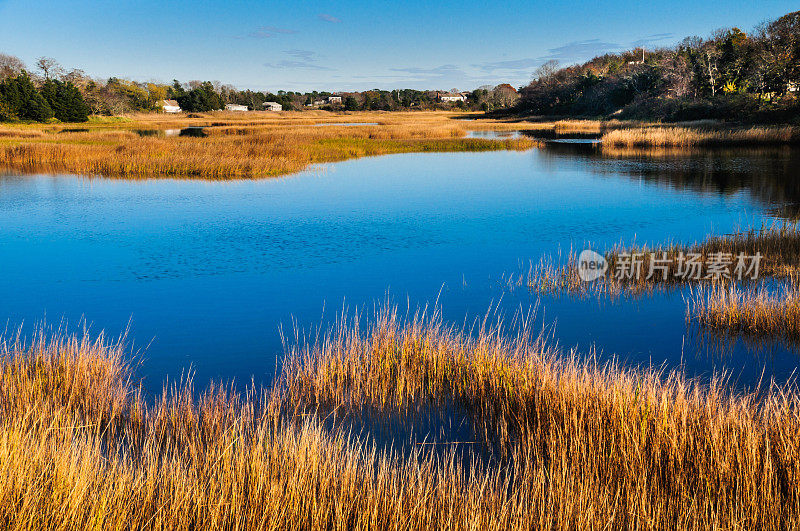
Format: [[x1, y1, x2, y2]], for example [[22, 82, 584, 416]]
[[525, 225, 800, 296], [690, 282, 800, 342], [602, 125, 800, 147], [3, 311, 800, 529], [0, 112, 540, 179]]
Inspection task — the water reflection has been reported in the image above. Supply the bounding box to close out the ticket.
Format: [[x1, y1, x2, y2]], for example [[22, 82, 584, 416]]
[[465, 130, 603, 142], [465, 130, 523, 139], [520, 130, 601, 140], [548, 138, 602, 144], [314, 122, 379, 127], [536, 143, 800, 219], [133, 127, 208, 138], [1, 145, 799, 394]]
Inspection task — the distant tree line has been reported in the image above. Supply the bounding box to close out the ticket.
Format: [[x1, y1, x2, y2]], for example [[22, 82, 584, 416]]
[[0, 52, 525, 121], [2, 11, 797, 124], [517, 10, 800, 122]]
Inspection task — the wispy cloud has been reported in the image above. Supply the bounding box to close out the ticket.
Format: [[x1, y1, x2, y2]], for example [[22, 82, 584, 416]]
[[471, 39, 620, 78], [264, 60, 333, 70], [544, 39, 622, 61], [246, 26, 298, 39], [472, 58, 543, 74], [631, 33, 674, 48], [265, 50, 333, 71], [389, 64, 469, 76], [284, 49, 318, 62], [318, 13, 341, 23], [387, 64, 481, 89], [473, 33, 677, 79]]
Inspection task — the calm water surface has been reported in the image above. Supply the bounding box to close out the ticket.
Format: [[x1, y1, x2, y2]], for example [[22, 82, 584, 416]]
[[2, 144, 799, 392]]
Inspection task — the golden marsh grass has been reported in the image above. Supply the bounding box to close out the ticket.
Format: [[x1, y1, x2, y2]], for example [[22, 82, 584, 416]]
[[3, 311, 800, 529], [525, 225, 800, 296], [5, 112, 793, 178], [690, 283, 800, 342], [0, 111, 542, 179], [602, 125, 800, 147]]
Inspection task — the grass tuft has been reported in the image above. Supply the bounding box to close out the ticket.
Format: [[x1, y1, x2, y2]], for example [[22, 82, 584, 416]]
[[2, 313, 800, 529], [602, 125, 800, 147], [690, 282, 800, 342]]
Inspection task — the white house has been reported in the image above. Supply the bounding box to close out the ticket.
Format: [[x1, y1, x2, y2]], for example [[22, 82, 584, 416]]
[[161, 99, 182, 113], [438, 92, 467, 103], [327, 96, 343, 104], [225, 103, 248, 111], [263, 102, 282, 111]]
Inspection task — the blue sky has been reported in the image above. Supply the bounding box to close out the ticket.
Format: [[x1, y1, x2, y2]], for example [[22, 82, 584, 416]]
[[0, 0, 796, 92]]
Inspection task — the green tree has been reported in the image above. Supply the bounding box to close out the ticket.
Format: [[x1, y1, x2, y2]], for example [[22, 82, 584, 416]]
[[344, 95, 359, 111], [0, 72, 53, 122], [175, 81, 223, 112], [40, 79, 90, 122]]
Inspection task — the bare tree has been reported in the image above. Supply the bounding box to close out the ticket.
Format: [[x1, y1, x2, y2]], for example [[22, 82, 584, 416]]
[[533, 60, 559, 82], [0, 53, 25, 80], [697, 43, 721, 96], [63, 68, 87, 86], [755, 12, 800, 95], [35, 56, 63, 80], [661, 50, 694, 97]]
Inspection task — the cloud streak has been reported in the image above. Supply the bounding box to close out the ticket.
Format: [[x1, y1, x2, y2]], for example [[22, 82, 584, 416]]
[[386, 64, 484, 89], [631, 33, 675, 48], [246, 26, 298, 39], [265, 50, 333, 71], [472, 58, 543, 74], [544, 39, 622, 61], [318, 13, 341, 23], [472, 36, 656, 78], [264, 60, 333, 70], [284, 49, 317, 62]]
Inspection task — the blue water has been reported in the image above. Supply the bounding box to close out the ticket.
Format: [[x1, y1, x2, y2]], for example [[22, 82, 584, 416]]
[[1, 145, 798, 392]]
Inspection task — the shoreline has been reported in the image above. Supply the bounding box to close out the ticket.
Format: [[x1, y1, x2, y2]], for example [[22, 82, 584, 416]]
[[0, 111, 540, 180], [1, 111, 799, 180]]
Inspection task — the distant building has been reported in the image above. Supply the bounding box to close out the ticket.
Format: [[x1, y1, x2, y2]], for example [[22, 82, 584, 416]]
[[437, 92, 467, 103], [263, 102, 283, 111], [307, 96, 342, 106], [161, 99, 181, 113], [225, 104, 248, 111]]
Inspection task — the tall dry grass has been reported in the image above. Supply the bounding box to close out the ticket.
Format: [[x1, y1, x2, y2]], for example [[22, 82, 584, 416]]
[[3, 312, 800, 529], [524, 225, 800, 297], [602, 125, 800, 147], [690, 282, 800, 342], [0, 112, 539, 179]]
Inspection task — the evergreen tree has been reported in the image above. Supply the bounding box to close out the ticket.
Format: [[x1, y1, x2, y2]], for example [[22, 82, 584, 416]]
[[175, 82, 224, 112], [40, 79, 90, 122], [0, 72, 53, 122]]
